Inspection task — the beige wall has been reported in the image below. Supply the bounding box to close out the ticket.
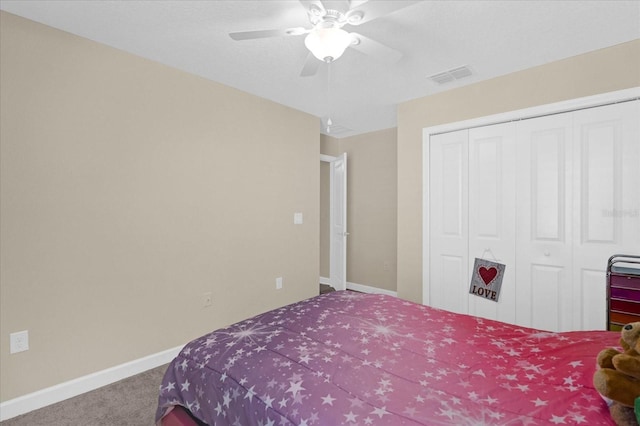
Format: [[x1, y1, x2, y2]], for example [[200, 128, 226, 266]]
[[320, 129, 397, 292], [0, 12, 319, 402], [397, 40, 640, 303]]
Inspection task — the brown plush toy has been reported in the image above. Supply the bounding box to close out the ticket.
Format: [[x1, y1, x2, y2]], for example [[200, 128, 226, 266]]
[[594, 322, 640, 426]]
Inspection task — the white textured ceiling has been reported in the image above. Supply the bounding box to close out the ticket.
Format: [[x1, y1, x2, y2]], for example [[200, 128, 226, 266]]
[[1, 0, 639, 137]]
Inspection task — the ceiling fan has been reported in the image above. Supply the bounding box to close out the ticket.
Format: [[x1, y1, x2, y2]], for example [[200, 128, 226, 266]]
[[229, 0, 418, 77]]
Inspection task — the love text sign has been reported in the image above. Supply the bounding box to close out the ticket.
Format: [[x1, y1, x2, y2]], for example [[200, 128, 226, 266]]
[[469, 258, 506, 302]]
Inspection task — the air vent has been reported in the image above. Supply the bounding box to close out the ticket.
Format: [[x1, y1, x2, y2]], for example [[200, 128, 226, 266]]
[[428, 65, 473, 85]]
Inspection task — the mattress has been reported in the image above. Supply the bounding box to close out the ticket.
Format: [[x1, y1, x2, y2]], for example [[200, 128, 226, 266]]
[[156, 290, 619, 425]]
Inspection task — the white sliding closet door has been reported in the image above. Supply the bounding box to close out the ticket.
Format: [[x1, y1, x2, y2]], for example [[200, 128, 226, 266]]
[[515, 113, 575, 332], [426, 97, 639, 332], [429, 130, 469, 314], [571, 102, 640, 330], [468, 123, 517, 324]]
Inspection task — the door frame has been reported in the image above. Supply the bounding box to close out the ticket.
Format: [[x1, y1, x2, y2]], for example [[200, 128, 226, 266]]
[[422, 87, 640, 306], [321, 153, 347, 291]]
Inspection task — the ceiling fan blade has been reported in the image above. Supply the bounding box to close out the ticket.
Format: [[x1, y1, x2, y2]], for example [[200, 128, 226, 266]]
[[349, 32, 402, 63], [299, 0, 325, 10], [300, 52, 321, 77], [229, 27, 307, 41], [320, 0, 351, 12], [347, 0, 420, 25]]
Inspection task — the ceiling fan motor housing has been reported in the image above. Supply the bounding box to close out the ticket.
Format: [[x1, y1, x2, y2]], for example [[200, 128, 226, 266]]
[[309, 7, 347, 29]]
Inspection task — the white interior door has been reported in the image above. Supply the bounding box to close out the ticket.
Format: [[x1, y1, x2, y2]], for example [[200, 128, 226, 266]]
[[468, 123, 517, 324], [429, 130, 469, 314], [571, 101, 640, 330], [515, 112, 575, 332], [330, 153, 347, 291]]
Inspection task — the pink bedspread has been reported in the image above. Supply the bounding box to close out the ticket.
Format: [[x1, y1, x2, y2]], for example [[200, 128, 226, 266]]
[[156, 291, 619, 425]]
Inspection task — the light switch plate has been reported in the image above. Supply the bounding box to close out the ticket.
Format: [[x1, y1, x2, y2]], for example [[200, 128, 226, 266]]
[[294, 212, 303, 225]]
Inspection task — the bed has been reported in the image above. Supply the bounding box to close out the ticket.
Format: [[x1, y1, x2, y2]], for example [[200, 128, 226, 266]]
[[156, 290, 619, 425]]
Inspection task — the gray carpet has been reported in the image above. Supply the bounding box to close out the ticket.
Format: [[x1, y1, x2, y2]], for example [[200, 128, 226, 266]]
[[1, 364, 167, 426], [319, 284, 335, 294]]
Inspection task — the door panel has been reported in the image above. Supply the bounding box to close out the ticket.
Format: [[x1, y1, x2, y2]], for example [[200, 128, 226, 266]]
[[441, 142, 466, 237], [530, 264, 564, 331], [429, 130, 468, 314], [516, 113, 574, 331], [468, 123, 516, 324], [582, 129, 616, 243], [531, 128, 566, 241], [572, 101, 640, 330], [581, 268, 607, 329], [330, 153, 347, 291], [438, 254, 466, 313]]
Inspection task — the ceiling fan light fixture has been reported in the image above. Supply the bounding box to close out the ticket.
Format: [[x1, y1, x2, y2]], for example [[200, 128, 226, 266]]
[[304, 27, 352, 62]]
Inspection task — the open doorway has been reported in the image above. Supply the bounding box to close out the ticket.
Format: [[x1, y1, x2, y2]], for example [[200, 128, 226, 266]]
[[320, 153, 347, 292]]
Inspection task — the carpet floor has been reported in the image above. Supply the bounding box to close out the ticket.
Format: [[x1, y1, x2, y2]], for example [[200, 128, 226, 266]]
[[1, 364, 167, 426]]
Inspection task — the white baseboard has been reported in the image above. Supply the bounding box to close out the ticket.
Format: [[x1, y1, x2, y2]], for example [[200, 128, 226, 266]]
[[320, 278, 397, 297], [319, 276, 332, 286], [346, 281, 398, 297], [0, 345, 183, 421]]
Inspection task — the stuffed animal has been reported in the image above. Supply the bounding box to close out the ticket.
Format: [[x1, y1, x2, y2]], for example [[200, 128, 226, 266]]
[[597, 323, 640, 369], [594, 322, 640, 426]]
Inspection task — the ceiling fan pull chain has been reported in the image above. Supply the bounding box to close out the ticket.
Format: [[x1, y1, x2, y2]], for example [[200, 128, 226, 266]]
[[326, 61, 332, 133]]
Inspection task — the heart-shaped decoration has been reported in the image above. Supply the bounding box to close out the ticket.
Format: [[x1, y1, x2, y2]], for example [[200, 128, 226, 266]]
[[479, 266, 498, 285]]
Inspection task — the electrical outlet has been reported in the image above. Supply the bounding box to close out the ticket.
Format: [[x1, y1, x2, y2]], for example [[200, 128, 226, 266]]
[[276, 277, 283, 290], [383, 261, 390, 271], [203, 292, 212, 308], [10, 330, 29, 354]]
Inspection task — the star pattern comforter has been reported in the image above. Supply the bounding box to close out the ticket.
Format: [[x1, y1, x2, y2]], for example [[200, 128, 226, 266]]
[[156, 291, 618, 425]]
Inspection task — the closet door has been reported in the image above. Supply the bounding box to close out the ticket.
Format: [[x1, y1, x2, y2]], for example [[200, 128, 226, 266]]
[[515, 113, 574, 332], [426, 98, 639, 331], [468, 123, 517, 324], [429, 130, 469, 314], [572, 101, 640, 330]]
